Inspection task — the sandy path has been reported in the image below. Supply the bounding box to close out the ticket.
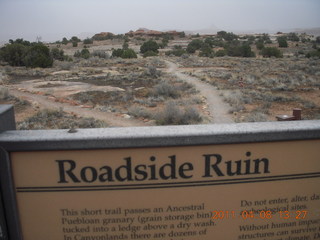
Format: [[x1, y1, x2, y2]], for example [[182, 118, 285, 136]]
[[165, 61, 234, 124], [9, 89, 150, 127]]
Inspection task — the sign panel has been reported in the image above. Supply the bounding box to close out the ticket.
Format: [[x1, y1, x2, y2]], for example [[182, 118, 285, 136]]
[[10, 139, 320, 240]]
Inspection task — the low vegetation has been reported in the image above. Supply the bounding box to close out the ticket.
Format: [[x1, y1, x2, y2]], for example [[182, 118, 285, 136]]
[[18, 109, 107, 130], [176, 56, 320, 122], [0, 39, 53, 68], [0, 30, 319, 129]]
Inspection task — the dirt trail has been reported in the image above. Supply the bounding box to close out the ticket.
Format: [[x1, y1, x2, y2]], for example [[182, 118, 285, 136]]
[[9, 88, 149, 127], [165, 61, 234, 124]]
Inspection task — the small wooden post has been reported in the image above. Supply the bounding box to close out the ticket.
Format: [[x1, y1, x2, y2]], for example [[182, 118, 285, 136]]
[[293, 108, 302, 120]]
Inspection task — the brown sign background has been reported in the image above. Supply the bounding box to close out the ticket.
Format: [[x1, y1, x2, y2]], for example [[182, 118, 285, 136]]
[[11, 140, 320, 239]]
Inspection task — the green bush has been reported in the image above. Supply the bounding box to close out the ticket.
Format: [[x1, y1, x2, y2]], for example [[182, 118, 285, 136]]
[[277, 36, 288, 48], [112, 48, 137, 59], [186, 39, 203, 53], [83, 38, 93, 44], [261, 33, 272, 44], [287, 32, 299, 42], [261, 47, 283, 58], [0, 43, 27, 66], [199, 43, 214, 57], [140, 40, 159, 54], [92, 50, 109, 59], [71, 36, 81, 43], [226, 43, 255, 57], [74, 48, 90, 59], [215, 49, 227, 57], [112, 49, 123, 58], [0, 40, 53, 68], [165, 46, 186, 57], [256, 41, 265, 50], [217, 31, 238, 41], [122, 42, 129, 50], [143, 51, 158, 58], [51, 48, 65, 61], [306, 49, 320, 58], [62, 37, 68, 45], [179, 32, 186, 38], [24, 43, 53, 68], [121, 49, 137, 59]]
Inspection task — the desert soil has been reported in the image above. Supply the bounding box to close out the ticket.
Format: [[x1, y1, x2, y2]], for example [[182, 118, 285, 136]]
[[8, 88, 149, 127]]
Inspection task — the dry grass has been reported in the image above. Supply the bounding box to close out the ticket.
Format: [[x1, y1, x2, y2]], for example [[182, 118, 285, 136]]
[[17, 109, 107, 130], [175, 56, 320, 122]]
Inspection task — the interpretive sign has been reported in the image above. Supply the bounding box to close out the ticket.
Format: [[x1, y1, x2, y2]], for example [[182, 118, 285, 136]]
[[0, 120, 320, 240]]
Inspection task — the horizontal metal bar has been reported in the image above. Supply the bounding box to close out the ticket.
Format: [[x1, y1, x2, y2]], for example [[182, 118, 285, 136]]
[[0, 120, 319, 151]]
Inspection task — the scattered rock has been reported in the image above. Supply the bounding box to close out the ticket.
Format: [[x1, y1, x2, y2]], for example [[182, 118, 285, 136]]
[[122, 114, 131, 119]]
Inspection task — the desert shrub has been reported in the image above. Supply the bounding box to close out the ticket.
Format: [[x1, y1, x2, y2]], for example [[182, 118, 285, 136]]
[[261, 47, 283, 58], [140, 40, 159, 54], [74, 48, 90, 59], [217, 31, 238, 41], [287, 32, 300, 42], [277, 36, 288, 48], [8, 38, 31, 46], [159, 38, 169, 49], [256, 41, 265, 50], [306, 49, 320, 59], [0, 43, 27, 66], [122, 42, 129, 50], [112, 49, 123, 58], [199, 43, 214, 57], [51, 47, 65, 61], [165, 46, 186, 57], [152, 82, 180, 99], [128, 106, 151, 119], [183, 107, 203, 124], [155, 101, 202, 125], [143, 51, 158, 58], [226, 44, 255, 57], [92, 50, 109, 59], [223, 90, 247, 105], [215, 49, 227, 57], [145, 65, 160, 77], [246, 35, 256, 45], [54, 61, 73, 70], [179, 32, 186, 38], [62, 37, 68, 45], [121, 49, 137, 59], [186, 39, 204, 53], [83, 38, 93, 44], [0, 39, 53, 68], [244, 112, 268, 122], [204, 37, 215, 47], [260, 33, 272, 44], [71, 36, 81, 43], [112, 48, 137, 59], [24, 43, 53, 68], [72, 42, 78, 47], [17, 109, 106, 129]]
